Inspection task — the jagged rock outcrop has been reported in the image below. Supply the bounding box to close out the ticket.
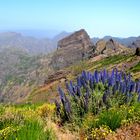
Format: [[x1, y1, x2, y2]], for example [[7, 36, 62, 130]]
[[135, 47, 140, 56], [51, 29, 93, 69], [95, 39, 106, 54], [44, 70, 70, 84], [129, 40, 140, 56], [95, 39, 132, 56]]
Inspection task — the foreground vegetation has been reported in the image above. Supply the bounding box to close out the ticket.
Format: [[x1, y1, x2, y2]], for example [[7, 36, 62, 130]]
[[0, 104, 56, 140], [0, 54, 140, 139], [55, 68, 140, 139]]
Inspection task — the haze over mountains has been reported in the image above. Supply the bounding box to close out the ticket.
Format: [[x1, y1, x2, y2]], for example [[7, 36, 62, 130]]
[[0, 30, 140, 55], [92, 36, 140, 46], [0, 31, 71, 55]]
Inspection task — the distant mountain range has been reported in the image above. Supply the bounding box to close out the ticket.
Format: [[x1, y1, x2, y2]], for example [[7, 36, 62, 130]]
[[0, 30, 140, 55], [0, 31, 70, 55], [92, 36, 140, 47]]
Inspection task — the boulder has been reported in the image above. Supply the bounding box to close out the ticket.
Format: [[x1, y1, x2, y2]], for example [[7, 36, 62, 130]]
[[44, 70, 70, 84], [135, 47, 140, 56]]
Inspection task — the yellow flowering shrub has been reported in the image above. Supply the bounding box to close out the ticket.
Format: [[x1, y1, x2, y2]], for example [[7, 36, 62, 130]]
[[36, 103, 56, 118], [82, 113, 96, 130], [87, 125, 112, 140], [0, 126, 18, 140]]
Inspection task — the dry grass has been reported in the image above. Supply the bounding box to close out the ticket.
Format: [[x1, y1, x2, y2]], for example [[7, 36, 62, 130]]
[[106, 123, 140, 140], [46, 119, 79, 140]]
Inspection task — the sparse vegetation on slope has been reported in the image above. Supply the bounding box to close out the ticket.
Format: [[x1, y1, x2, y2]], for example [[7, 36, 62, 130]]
[[0, 53, 140, 140]]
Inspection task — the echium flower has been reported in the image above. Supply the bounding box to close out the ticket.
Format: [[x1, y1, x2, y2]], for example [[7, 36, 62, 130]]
[[94, 70, 99, 83], [135, 81, 140, 93], [117, 72, 122, 82], [115, 68, 118, 79], [138, 93, 140, 102], [100, 71, 105, 84], [103, 69, 107, 80], [73, 85, 78, 94], [138, 88, 140, 94], [58, 86, 65, 104], [111, 68, 115, 78], [119, 81, 123, 93], [89, 77, 94, 90], [65, 96, 71, 117], [84, 92, 89, 111], [77, 76, 82, 87], [127, 81, 132, 93], [121, 82, 127, 94], [82, 70, 87, 80], [129, 81, 135, 93], [112, 85, 117, 95], [108, 77, 112, 87], [65, 82, 74, 96], [112, 68, 118, 85], [80, 76, 87, 88], [127, 73, 131, 82], [70, 81, 77, 94], [115, 81, 119, 90], [99, 71, 102, 82], [102, 91, 107, 104], [54, 100, 61, 115], [58, 87, 65, 100], [87, 71, 91, 81], [123, 73, 127, 83], [86, 86, 90, 97], [77, 86, 81, 97], [70, 80, 74, 90]]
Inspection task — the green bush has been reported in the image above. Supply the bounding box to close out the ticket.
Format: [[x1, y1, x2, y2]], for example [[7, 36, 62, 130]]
[[16, 119, 55, 140], [97, 108, 125, 131]]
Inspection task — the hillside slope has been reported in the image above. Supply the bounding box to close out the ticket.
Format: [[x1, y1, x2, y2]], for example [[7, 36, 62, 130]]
[[1, 53, 139, 104]]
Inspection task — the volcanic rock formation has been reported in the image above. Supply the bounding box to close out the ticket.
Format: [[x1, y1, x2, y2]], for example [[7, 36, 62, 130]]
[[51, 29, 93, 69], [95, 39, 132, 56]]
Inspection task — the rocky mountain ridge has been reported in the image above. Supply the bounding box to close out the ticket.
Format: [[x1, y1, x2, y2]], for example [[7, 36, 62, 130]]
[[51, 29, 93, 69], [95, 38, 133, 56], [92, 36, 140, 46], [51, 29, 134, 70]]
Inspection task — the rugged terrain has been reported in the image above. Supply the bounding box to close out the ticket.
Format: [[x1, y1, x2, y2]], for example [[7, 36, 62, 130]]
[[0, 29, 140, 104], [0, 29, 140, 140]]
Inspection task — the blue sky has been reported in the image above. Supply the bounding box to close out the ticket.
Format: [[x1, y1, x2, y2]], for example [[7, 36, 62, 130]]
[[0, 0, 140, 37]]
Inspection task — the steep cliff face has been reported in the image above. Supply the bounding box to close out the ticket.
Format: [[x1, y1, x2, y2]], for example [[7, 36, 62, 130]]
[[57, 29, 92, 50], [51, 29, 93, 69]]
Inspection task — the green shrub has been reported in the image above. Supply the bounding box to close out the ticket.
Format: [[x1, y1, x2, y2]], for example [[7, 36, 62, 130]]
[[97, 108, 125, 131], [16, 119, 55, 140]]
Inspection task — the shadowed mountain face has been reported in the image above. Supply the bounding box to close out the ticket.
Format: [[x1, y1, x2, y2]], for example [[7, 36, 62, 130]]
[[51, 29, 93, 69]]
